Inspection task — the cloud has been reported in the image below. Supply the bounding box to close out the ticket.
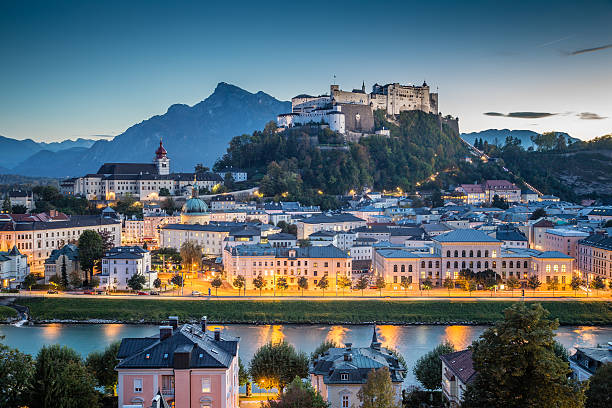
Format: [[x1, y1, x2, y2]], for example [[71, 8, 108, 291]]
[[484, 112, 557, 119], [578, 112, 608, 120], [537, 35, 574, 48], [566, 44, 612, 55]]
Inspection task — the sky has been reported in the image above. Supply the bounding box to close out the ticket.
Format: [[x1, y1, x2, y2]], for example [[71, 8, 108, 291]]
[[1, 0, 611, 142]]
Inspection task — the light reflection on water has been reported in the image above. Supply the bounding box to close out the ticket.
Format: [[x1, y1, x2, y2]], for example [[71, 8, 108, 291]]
[[1, 323, 609, 386]]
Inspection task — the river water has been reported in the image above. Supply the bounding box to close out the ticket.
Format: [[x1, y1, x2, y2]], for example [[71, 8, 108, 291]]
[[1, 323, 610, 386]]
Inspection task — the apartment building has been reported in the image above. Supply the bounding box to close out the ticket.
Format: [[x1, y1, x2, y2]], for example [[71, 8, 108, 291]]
[[578, 233, 612, 283], [116, 317, 239, 408], [297, 213, 366, 240], [98, 246, 155, 291]]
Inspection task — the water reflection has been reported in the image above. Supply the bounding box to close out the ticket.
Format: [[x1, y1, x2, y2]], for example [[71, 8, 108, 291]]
[[41, 323, 61, 341], [326, 325, 349, 345], [444, 326, 473, 350]]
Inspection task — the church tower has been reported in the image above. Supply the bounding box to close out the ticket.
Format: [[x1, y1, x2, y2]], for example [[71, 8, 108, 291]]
[[154, 139, 170, 175]]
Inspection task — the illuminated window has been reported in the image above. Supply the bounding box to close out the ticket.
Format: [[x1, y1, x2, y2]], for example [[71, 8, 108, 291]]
[[201, 377, 211, 393], [133, 378, 143, 393], [546, 265, 551, 273]]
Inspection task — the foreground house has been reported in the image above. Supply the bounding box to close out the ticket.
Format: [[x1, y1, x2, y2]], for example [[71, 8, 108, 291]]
[[570, 342, 612, 381], [116, 316, 240, 408], [440, 349, 476, 408], [0, 246, 29, 288], [310, 328, 406, 408]]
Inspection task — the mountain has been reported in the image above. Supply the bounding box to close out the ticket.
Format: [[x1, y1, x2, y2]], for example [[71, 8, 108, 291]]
[[461, 129, 579, 149], [0, 136, 96, 170], [9, 83, 290, 177]]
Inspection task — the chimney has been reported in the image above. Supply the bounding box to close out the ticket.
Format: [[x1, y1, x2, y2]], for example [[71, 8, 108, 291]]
[[160, 325, 173, 340], [345, 343, 352, 351], [169, 316, 179, 330], [214, 329, 221, 341], [201, 316, 207, 332]]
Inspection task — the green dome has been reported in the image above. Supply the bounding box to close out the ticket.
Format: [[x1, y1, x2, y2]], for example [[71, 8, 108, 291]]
[[182, 197, 209, 214]]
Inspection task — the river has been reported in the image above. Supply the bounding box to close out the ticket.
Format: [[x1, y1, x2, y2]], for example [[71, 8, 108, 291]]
[[1, 323, 610, 386]]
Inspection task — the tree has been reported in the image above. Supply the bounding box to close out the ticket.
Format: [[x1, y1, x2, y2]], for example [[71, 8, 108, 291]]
[[462, 278, 476, 296], [49, 274, 62, 289], [357, 367, 401, 408], [31, 345, 100, 408], [463, 303, 584, 408], [238, 357, 249, 386], [69, 269, 82, 288], [337, 275, 351, 296], [400, 276, 411, 295], [60, 257, 68, 288], [261, 376, 328, 408], [604, 220, 612, 228], [297, 239, 311, 247], [249, 341, 309, 392], [297, 276, 308, 296], [0, 343, 34, 407], [223, 172, 235, 191], [153, 277, 162, 289], [506, 276, 520, 296], [233, 275, 245, 296], [590, 276, 605, 296], [127, 273, 146, 291], [159, 187, 170, 196], [211, 276, 223, 296], [570, 275, 583, 297], [527, 275, 542, 295], [78, 230, 103, 286], [413, 341, 456, 391], [11, 204, 27, 214], [310, 340, 337, 363], [484, 275, 497, 297], [160, 197, 178, 214], [180, 241, 202, 274], [585, 363, 612, 408], [548, 279, 559, 297], [1, 194, 11, 213], [375, 275, 386, 296], [491, 194, 509, 210], [316, 275, 329, 296], [443, 277, 454, 296], [170, 273, 183, 288], [23, 273, 37, 290], [85, 341, 120, 395], [276, 277, 288, 295], [530, 208, 547, 220], [98, 229, 115, 252], [355, 275, 369, 296], [422, 277, 433, 296], [253, 275, 266, 296]]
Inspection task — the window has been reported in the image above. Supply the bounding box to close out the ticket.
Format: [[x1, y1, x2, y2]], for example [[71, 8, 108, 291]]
[[409, 265, 413, 272], [400, 265, 405, 272], [134, 378, 143, 393], [454, 250, 458, 257], [469, 250, 474, 257], [162, 375, 174, 393], [446, 250, 451, 257], [461, 250, 466, 257], [341, 373, 349, 381], [393, 265, 398, 272], [421, 261, 425, 268], [201, 377, 211, 393], [342, 395, 349, 408], [477, 250, 482, 257]]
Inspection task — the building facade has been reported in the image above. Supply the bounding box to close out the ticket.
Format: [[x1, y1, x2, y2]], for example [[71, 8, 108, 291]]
[[98, 246, 155, 291], [0, 246, 29, 288]]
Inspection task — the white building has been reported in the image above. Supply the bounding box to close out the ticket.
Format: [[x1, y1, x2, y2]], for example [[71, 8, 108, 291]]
[[98, 246, 155, 291], [277, 105, 345, 134], [440, 350, 476, 408], [0, 246, 29, 288]]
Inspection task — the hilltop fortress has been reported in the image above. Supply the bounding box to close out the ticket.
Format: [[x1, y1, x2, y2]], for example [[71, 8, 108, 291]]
[[278, 81, 454, 140]]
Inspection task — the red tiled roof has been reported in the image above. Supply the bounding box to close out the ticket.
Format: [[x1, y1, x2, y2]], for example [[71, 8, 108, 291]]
[[459, 184, 485, 193], [533, 219, 555, 228], [484, 180, 518, 190]]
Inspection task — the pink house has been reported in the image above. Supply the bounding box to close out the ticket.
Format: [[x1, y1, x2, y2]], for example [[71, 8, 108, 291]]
[[116, 316, 240, 408]]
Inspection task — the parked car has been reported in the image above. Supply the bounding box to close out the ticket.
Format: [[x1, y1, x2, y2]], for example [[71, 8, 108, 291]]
[[150, 291, 160, 295], [83, 290, 95, 295], [47, 289, 58, 294], [192, 291, 201, 296], [137, 291, 149, 295]]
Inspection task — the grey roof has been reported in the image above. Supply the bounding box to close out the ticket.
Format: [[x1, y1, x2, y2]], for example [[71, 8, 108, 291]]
[[300, 213, 364, 224], [97, 163, 158, 175], [116, 324, 238, 369], [433, 229, 500, 243], [532, 251, 573, 259], [45, 244, 79, 264], [266, 233, 297, 240], [580, 234, 612, 251], [227, 244, 350, 259], [495, 229, 527, 242], [0, 215, 120, 232], [311, 342, 406, 385]]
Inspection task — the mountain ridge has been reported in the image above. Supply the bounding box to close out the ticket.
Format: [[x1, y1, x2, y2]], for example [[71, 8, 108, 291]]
[[461, 129, 579, 149], [7, 83, 290, 177]]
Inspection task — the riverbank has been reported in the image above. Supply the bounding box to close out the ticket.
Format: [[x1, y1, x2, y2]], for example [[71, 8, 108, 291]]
[[11, 297, 612, 325], [0, 305, 18, 321]]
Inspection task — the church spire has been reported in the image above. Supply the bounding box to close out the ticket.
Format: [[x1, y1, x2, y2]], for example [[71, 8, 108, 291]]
[[371, 324, 378, 345], [192, 175, 199, 198], [362, 80, 365, 93]]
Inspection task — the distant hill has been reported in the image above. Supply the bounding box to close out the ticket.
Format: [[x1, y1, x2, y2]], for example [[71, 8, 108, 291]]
[[0, 136, 95, 170], [461, 129, 579, 149], [8, 83, 290, 177]]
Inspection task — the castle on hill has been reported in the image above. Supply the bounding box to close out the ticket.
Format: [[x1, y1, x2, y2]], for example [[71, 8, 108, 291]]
[[277, 81, 442, 138]]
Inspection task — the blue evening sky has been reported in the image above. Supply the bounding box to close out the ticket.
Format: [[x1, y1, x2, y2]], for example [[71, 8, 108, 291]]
[[1, 0, 611, 142]]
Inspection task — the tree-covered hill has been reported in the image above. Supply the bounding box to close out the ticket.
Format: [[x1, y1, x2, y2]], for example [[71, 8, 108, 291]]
[[214, 110, 468, 206]]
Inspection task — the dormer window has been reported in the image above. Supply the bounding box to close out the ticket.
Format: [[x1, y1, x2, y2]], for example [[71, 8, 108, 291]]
[[341, 373, 349, 381]]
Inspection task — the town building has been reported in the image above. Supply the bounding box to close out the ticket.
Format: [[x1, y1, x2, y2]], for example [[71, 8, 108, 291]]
[[216, 168, 247, 183], [0, 246, 29, 288], [266, 233, 297, 248], [43, 244, 81, 283], [161, 223, 260, 257], [297, 213, 366, 240], [578, 233, 612, 284], [68, 140, 222, 201], [310, 328, 406, 408], [116, 317, 240, 408], [440, 349, 476, 408], [569, 342, 612, 381], [223, 244, 351, 289], [542, 228, 589, 259], [0, 212, 121, 275], [8, 190, 35, 211], [98, 246, 155, 291], [455, 180, 521, 204]]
